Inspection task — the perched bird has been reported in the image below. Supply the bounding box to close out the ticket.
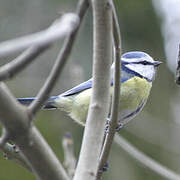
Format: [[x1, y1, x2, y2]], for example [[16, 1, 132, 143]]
[[17, 51, 161, 126]]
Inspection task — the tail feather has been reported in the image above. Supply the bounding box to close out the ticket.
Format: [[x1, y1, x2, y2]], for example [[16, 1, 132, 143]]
[[17, 97, 35, 106], [17, 96, 58, 109]]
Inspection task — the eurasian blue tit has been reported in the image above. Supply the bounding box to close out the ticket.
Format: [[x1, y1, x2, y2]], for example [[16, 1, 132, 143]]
[[17, 51, 161, 126]]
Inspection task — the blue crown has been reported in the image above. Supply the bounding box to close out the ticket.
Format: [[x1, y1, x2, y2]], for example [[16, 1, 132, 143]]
[[122, 51, 148, 59]]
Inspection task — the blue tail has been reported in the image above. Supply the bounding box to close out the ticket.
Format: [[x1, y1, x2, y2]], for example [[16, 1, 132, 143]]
[[17, 96, 58, 109]]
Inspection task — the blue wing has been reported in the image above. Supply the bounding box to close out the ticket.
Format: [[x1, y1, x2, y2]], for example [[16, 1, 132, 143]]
[[17, 72, 130, 107], [17, 97, 36, 106], [61, 79, 93, 97], [17, 96, 58, 109], [60, 76, 129, 97]]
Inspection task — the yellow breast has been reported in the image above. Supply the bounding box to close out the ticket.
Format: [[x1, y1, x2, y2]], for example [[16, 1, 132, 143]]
[[119, 76, 152, 110], [56, 76, 152, 126]]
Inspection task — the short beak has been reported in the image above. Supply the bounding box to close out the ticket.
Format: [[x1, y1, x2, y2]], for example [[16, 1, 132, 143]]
[[154, 60, 162, 67]]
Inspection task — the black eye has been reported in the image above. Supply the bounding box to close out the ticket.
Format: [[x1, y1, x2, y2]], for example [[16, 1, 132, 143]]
[[141, 61, 149, 65]]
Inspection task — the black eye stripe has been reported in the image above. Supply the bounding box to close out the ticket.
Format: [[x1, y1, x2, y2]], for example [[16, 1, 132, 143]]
[[121, 60, 154, 65], [121, 60, 154, 66], [132, 61, 153, 65]]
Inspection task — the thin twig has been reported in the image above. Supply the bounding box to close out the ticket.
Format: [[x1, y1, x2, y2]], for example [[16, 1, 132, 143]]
[[96, 1, 121, 179], [0, 142, 32, 172], [62, 132, 76, 178], [115, 134, 180, 180], [73, 0, 112, 180], [29, 0, 89, 115], [175, 44, 180, 85], [0, 45, 49, 81], [0, 13, 79, 57]]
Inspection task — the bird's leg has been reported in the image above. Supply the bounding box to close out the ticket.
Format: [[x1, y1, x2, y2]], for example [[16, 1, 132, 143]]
[[102, 120, 123, 174]]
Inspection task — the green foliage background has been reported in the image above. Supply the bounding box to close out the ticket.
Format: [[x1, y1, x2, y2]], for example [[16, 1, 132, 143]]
[[0, 0, 178, 180]]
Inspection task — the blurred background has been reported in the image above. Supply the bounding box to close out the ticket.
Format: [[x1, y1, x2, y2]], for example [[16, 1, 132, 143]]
[[0, 0, 179, 179]]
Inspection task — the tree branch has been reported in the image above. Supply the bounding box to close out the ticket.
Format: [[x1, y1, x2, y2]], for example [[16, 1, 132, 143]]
[[115, 134, 180, 180], [28, 35, 78, 115], [0, 13, 79, 57], [0, 142, 32, 172], [0, 82, 70, 180], [29, 0, 89, 115], [175, 44, 180, 85], [73, 0, 112, 180], [0, 45, 49, 81], [0, 1, 89, 179], [96, 1, 122, 179]]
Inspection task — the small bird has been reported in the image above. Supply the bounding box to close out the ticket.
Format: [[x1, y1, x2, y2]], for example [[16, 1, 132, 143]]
[[17, 51, 161, 126]]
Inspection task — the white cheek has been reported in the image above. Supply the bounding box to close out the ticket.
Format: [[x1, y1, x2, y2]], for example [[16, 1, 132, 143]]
[[126, 64, 155, 81]]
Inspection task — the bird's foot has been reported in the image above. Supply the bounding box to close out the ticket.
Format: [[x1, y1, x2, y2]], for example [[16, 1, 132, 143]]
[[115, 121, 123, 131], [105, 119, 123, 133], [98, 162, 109, 174], [105, 118, 110, 134]]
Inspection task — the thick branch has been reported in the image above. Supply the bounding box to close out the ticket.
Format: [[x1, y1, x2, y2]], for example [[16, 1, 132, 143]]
[[29, 0, 89, 115], [0, 13, 79, 57], [96, 1, 122, 179], [115, 134, 180, 180], [0, 82, 69, 180], [73, 0, 112, 180]]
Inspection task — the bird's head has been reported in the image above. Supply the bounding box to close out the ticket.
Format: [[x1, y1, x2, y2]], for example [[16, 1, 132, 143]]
[[121, 51, 162, 81]]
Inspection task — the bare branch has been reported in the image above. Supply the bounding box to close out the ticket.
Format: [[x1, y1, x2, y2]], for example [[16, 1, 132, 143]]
[[0, 46, 49, 81], [73, 0, 112, 180], [175, 44, 180, 84], [29, 0, 89, 115], [115, 134, 180, 180], [62, 132, 76, 178], [0, 13, 79, 57], [96, 1, 122, 179], [0, 1, 89, 179], [0, 142, 32, 172], [0, 128, 10, 147], [0, 82, 70, 180]]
